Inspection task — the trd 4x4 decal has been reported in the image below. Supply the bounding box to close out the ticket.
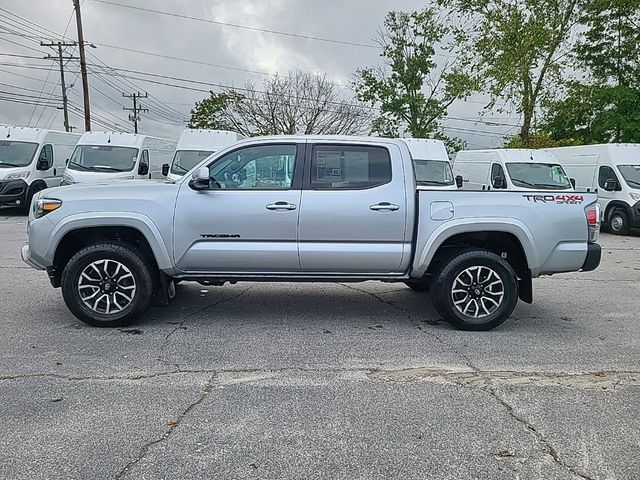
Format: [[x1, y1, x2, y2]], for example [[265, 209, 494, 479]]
[[523, 194, 584, 204]]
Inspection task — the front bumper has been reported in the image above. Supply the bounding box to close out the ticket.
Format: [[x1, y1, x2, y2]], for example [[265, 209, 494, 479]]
[[0, 179, 28, 206], [21, 244, 44, 270], [581, 243, 601, 272]]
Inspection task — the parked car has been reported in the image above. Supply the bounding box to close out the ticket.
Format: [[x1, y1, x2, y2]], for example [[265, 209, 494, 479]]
[[61, 131, 176, 185], [0, 126, 80, 211], [545, 144, 640, 235], [22, 135, 601, 331], [453, 148, 574, 191], [162, 129, 244, 182], [400, 138, 459, 190]]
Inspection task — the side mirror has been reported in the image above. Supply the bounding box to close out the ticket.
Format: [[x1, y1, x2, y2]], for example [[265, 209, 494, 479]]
[[188, 166, 211, 191], [138, 163, 149, 176], [36, 158, 50, 171], [455, 175, 463, 189], [493, 176, 506, 189], [162, 164, 169, 177], [604, 179, 621, 192], [570, 178, 576, 189], [65, 158, 69, 165]]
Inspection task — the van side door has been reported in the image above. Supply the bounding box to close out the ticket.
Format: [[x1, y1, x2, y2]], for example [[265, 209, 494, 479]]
[[297, 142, 408, 274]]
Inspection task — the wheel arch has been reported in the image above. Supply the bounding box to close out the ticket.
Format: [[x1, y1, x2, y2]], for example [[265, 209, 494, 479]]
[[604, 201, 632, 222]]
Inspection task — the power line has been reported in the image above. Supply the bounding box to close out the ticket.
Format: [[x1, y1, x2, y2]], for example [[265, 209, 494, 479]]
[[89, 0, 379, 49]]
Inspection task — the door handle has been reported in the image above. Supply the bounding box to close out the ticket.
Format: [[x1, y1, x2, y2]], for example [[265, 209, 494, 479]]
[[266, 201, 297, 211], [370, 202, 399, 211]]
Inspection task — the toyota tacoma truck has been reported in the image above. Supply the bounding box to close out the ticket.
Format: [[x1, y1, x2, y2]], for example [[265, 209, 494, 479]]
[[21, 136, 602, 330]]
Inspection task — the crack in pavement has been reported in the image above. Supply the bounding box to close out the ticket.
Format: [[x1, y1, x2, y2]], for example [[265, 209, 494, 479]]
[[157, 284, 256, 367], [113, 373, 217, 480]]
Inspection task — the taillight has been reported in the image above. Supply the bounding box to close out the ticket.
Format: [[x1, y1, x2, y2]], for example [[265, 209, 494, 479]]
[[585, 203, 600, 242]]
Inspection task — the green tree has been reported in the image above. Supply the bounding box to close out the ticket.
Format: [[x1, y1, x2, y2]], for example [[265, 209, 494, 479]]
[[542, 0, 640, 143], [354, 8, 476, 145], [439, 0, 583, 147]]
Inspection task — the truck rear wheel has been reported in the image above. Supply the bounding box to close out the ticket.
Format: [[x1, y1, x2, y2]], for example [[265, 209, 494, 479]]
[[61, 242, 155, 327], [430, 249, 518, 331]]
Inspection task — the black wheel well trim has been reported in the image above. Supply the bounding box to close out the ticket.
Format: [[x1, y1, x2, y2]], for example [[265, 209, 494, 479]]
[[50, 225, 159, 287], [604, 201, 632, 221]]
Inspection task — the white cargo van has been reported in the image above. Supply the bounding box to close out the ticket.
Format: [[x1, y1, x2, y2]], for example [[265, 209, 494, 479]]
[[0, 126, 80, 210], [400, 138, 460, 189], [453, 149, 574, 191], [162, 129, 245, 182], [545, 144, 640, 235], [62, 132, 177, 185]]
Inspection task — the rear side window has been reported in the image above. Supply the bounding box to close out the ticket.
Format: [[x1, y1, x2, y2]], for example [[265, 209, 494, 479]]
[[310, 145, 392, 190], [598, 166, 618, 188]]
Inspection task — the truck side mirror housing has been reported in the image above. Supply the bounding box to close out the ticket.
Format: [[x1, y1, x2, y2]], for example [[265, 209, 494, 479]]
[[455, 175, 463, 189], [189, 166, 211, 191], [570, 178, 576, 189], [162, 164, 169, 177], [493, 176, 506, 189], [604, 179, 621, 192], [36, 158, 50, 171], [138, 163, 149, 176]]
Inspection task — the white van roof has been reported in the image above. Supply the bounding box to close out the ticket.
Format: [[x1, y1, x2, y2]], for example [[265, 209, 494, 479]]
[[546, 143, 640, 163], [176, 129, 244, 151], [400, 138, 449, 161], [0, 126, 79, 143], [77, 131, 173, 149], [455, 148, 559, 164]]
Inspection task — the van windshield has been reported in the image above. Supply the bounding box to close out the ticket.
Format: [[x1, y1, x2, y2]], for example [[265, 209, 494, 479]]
[[506, 163, 571, 189], [414, 160, 454, 186], [68, 145, 139, 172], [170, 150, 214, 175], [618, 165, 640, 188], [0, 141, 38, 168]]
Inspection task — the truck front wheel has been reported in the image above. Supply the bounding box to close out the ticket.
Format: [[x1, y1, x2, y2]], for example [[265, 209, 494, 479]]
[[61, 242, 155, 327], [430, 249, 518, 331]]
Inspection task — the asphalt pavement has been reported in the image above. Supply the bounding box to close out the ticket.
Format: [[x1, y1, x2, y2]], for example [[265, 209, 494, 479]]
[[1, 207, 639, 479]]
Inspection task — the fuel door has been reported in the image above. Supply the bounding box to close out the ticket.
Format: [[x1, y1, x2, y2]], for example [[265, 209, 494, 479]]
[[430, 201, 454, 221]]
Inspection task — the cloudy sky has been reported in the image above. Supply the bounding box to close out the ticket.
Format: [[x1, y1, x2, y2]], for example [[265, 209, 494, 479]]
[[0, 0, 519, 148]]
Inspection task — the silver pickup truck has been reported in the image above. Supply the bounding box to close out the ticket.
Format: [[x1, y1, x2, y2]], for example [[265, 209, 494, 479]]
[[21, 135, 602, 330]]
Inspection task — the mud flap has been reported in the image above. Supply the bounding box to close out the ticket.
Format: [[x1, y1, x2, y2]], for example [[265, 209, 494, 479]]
[[518, 271, 533, 304]]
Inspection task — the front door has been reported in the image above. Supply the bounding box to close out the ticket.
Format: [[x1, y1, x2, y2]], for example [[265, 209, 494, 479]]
[[174, 143, 302, 273], [298, 142, 407, 274]]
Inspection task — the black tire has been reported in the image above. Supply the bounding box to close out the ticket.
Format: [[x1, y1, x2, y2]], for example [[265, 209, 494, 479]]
[[404, 280, 429, 292], [20, 183, 43, 214], [61, 242, 156, 327], [430, 249, 518, 331], [608, 209, 630, 236]]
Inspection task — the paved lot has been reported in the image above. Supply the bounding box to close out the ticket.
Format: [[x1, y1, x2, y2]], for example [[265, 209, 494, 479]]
[[1, 207, 639, 479]]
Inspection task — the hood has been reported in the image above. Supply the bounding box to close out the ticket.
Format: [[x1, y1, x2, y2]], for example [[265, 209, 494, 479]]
[[63, 169, 139, 184], [45, 179, 177, 200]]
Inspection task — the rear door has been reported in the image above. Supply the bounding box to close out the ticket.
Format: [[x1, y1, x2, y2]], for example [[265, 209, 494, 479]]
[[173, 142, 303, 273], [298, 141, 407, 274]]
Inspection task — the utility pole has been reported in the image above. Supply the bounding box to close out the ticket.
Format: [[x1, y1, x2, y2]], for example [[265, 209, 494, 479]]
[[122, 92, 148, 133], [72, 0, 91, 131], [41, 41, 77, 132]]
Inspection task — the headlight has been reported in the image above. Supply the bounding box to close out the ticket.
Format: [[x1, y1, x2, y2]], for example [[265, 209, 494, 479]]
[[33, 198, 62, 218], [4, 171, 30, 180], [630, 192, 640, 202]]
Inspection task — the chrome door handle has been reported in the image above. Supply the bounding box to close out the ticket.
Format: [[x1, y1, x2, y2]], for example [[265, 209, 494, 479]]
[[266, 201, 297, 211], [370, 202, 399, 211]]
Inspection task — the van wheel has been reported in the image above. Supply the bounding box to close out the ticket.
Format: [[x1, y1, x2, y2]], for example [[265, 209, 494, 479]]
[[609, 210, 630, 235], [61, 242, 155, 327], [430, 249, 518, 331], [405, 280, 428, 292]]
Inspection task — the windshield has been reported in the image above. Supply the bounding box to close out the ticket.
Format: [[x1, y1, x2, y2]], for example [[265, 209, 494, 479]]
[[68, 145, 139, 172], [617, 165, 640, 188], [413, 160, 454, 185], [170, 150, 214, 175], [505, 163, 572, 189], [0, 141, 38, 168]]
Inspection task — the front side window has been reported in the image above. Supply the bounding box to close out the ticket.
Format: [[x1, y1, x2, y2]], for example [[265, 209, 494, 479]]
[[68, 145, 139, 172], [617, 165, 640, 189], [311, 145, 392, 190], [598, 166, 618, 189], [0, 141, 39, 168], [506, 163, 572, 189], [171, 150, 214, 175], [208, 144, 297, 190], [414, 160, 454, 186], [40, 144, 54, 169]]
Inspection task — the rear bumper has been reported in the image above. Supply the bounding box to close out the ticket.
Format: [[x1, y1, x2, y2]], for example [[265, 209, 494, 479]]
[[0, 179, 28, 206], [581, 243, 601, 272]]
